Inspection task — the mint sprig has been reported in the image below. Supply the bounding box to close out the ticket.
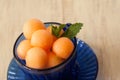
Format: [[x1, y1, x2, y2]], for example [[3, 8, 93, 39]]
[[52, 23, 83, 39], [61, 23, 83, 39], [52, 24, 65, 37]]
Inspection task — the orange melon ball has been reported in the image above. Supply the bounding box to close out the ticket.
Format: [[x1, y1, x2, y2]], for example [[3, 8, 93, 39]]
[[48, 51, 64, 68], [17, 40, 32, 60], [59, 29, 64, 36], [31, 30, 53, 51], [26, 47, 47, 69], [46, 26, 52, 33], [52, 37, 74, 59], [23, 19, 46, 39]]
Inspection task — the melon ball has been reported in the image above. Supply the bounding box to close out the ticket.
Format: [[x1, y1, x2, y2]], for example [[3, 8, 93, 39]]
[[31, 30, 53, 51], [48, 51, 64, 68], [26, 47, 47, 69], [17, 40, 32, 60], [52, 37, 74, 59], [23, 19, 46, 39]]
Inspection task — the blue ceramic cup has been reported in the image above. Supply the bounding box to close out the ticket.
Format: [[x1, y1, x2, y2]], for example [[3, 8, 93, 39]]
[[13, 22, 77, 80]]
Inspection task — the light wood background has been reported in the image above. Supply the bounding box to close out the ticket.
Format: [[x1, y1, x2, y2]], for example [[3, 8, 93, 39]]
[[0, 0, 120, 80]]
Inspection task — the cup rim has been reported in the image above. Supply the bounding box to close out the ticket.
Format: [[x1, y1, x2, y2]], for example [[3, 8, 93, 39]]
[[13, 22, 77, 72]]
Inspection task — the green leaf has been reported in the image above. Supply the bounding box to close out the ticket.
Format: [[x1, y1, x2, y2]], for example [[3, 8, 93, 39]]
[[59, 24, 66, 31], [61, 23, 83, 39], [52, 25, 58, 37], [52, 24, 65, 37]]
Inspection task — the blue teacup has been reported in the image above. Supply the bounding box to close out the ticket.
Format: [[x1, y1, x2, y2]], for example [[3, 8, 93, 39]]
[[13, 22, 77, 80]]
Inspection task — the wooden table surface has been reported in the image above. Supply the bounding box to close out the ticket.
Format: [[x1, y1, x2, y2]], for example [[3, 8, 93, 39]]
[[0, 0, 120, 80]]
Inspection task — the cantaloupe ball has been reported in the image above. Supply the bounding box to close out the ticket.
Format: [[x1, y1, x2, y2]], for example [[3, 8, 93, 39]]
[[31, 30, 53, 51], [48, 51, 64, 68], [59, 29, 64, 36], [52, 37, 74, 59], [26, 47, 47, 69], [17, 40, 32, 60], [23, 19, 46, 39]]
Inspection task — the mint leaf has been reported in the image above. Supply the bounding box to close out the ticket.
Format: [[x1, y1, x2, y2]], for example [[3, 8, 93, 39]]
[[52, 25, 58, 37], [61, 23, 83, 39], [59, 24, 66, 31], [52, 24, 65, 37]]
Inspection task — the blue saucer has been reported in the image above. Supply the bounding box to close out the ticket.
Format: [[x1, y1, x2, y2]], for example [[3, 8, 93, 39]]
[[7, 38, 98, 80]]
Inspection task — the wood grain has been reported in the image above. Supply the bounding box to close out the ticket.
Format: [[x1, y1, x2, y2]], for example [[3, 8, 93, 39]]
[[0, 0, 120, 80]]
